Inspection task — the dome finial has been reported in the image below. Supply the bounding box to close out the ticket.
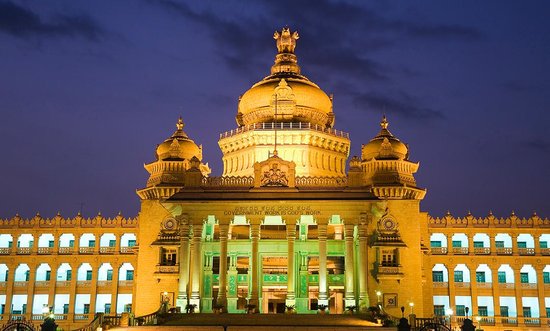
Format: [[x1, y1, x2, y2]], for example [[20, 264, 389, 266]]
[[273, 27, 299, 54], [176, 116, 184, 130], [380, 115, 389, 129]]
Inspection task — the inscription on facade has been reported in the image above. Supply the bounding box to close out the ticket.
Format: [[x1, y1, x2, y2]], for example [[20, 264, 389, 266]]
[[224, 206, 321, 216]]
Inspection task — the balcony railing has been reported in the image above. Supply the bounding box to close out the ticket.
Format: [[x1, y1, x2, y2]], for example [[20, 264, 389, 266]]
[[100, 247, 116, 254], [77, 281, 91, 287], [476, 282, 492, 289], [58, 247, 73, 254], [79, 247, 94, 254], [0, 248, 10, 254], [520, 282, 538, 289], [541, 248, 550, 255], [56, 281, 71, 287], [496, 247, 513, 255], [452, 247, 468, 254], [13, 281, 27, 287], [433, 281, 448, 288], [156, 265, 178, 273], [219, 122, 350, 139], [454, 281, 470, 288], [378, 266, 403, 274], [17, 247, 31, 254], [473, 247, 490, 255], [431, 247, 447, 255], [97, 280, 112, 287], [120, 246, 134, 254], [118, 280, 133, 287], [518, 247, 535, 255], [37, 247, 53, 254], [35, 281, 50, 288], [499, 282, 515, 289]]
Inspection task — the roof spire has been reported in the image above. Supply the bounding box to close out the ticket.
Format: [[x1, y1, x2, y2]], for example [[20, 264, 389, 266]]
[[273, 27, 299, 54], [381, 115, 388, 129], [176, 116, 184, 130]]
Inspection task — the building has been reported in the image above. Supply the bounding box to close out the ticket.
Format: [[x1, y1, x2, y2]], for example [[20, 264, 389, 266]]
[[0, 28, 549, 330]]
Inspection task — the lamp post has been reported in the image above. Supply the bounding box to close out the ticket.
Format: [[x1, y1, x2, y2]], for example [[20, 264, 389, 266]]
[[376, 291, 382, 305], [445, 308, 453, 329], [40, 305, 57, 331], [409, 302, 414, 315], [475, 316, 482, 330]]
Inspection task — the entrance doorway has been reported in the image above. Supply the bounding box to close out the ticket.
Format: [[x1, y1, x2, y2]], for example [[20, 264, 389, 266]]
[[262, 286, 287, 313]]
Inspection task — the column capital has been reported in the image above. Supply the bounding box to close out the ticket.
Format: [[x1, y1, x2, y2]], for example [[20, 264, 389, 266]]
[[318, 224, 327, 238], [250, 223, 260, 239], [344, 223, 355, 238], [192, 223, 203, 238], [219, 224, 229, 239], [286, 223, 297, 238]]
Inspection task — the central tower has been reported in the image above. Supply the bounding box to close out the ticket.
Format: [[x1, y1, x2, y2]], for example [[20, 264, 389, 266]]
[[218, 28, 351, 178]]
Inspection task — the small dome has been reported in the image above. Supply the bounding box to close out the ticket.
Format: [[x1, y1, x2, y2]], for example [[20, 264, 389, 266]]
[[156, 117, 202, 161], [361, 116, 408, 161], [236, 28, 334, 128]]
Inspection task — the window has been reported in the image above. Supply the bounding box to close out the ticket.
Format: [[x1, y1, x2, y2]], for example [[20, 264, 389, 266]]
[[48, 240, 54, 248], [495, 241, 504, 248], [22, 304, 27, 314], [476, 271, 486, 283], [452, 241, 462, 248], [86, 270, 92, 281], [430, 241, 442, 248], [546, 307, 550, 318], [473, 241, 484, 248], [498, 271, 506, 283], [83, 304, 90, 314], [517, 241, 527, 248], [25, 270, 30, 281], [434, 305, 445, 316], [478, 306, 488, 316], [1, 304, 4, 314], [105, 304, 111, 314], [381, 249, 397, 266], [128, 240, 136, 247], [520, 272, 529, 283], [541, 241, 548, 248], [45, 270, 51, 281], [544, 272, 550, 284], [124, 304, 132, 313], [63, 304, 69, 314], [66, 270, 72, 281], [160, 248, 177, 266], [89, 240, 95, 247], [454, 270, 464, 282], [106, 269, 113, 281], [126, 270, 134, 281], [456, 305, 465, 316], [69, 240, 74, 248], [109, 240, 116, 247], [523, 307, 531, 318], [500, 306, 509, 317], [433, 271, 444, 282]]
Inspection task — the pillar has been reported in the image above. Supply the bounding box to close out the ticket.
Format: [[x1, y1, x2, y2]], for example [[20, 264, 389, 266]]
[[490, 264, 502, 327], [88, 262, 99, 317], [286, 221, 296, 305], [25, 263, 37, 320], [4, 262, 15, 316], [189, 222, 203, 311], [344, 223, 355, 307], [217, 224, 229, 306], [468, 263, 478, 315], [535, 264, 545, 324], [47, 261, 58, 310], [249, 222, 260, 309], [176, 220, 190, 309], [318, 224, 328, 305], [110, 262, 120, 314], [68, 263, 78, 321], [448, 263, 456, 312], [358, 219, 369, 309]]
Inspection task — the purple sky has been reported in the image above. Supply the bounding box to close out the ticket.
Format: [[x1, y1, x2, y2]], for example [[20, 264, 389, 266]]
[[1, 0, 549, 219]]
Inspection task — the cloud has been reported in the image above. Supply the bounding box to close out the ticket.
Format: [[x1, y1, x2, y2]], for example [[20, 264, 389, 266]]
[[352, 91, 444, 120], [0, 0, 103, 41]]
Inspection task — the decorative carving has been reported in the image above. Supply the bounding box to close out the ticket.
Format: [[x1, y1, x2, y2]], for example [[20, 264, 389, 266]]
[[261, 162, 288, 186], [273, 28, 299, 53]]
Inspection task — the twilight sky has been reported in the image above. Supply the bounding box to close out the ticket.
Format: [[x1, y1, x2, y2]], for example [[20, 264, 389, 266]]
[[1, 0, 549, 219]]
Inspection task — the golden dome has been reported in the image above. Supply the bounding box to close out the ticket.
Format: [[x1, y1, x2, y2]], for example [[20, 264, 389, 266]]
[[361, 116, 408, 161], [236, 28, 334, 128], [156, 117, 202, 161]]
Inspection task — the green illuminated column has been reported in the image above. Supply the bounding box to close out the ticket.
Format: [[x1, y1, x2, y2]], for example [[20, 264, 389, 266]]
[[318, 224, 328, 305], [190, 223, 203, 311], [358, 218, 369, 309], [217, 224, 229, 306], [249, 222, 260, 308], [286, 221, 297, 303], [177, 218, 190, 309], [344, 223, 356, 306]]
